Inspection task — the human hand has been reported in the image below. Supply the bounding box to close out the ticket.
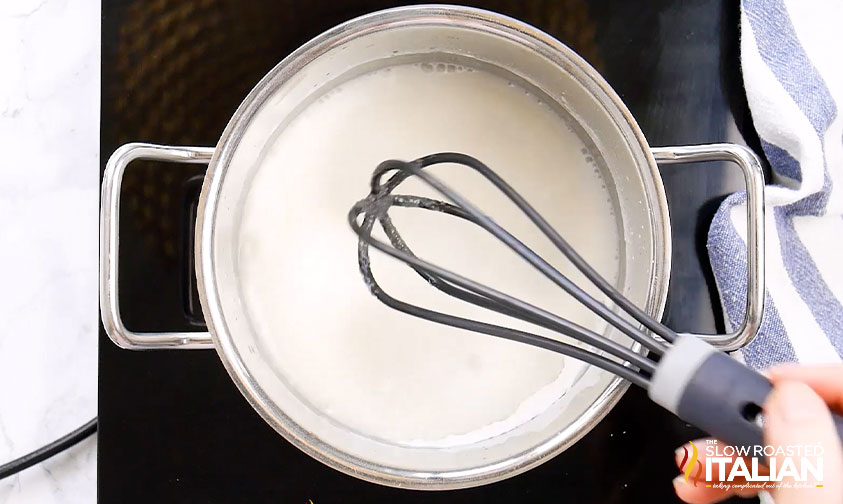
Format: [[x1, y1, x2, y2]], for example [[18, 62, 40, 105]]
[[672, 365, 843, 504]]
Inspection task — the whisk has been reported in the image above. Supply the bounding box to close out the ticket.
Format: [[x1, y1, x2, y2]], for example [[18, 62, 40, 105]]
[[348, 152, 843, 450]]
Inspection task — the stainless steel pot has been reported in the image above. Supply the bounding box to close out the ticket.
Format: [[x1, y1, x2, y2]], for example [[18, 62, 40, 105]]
[[100, 5, 765, 490]]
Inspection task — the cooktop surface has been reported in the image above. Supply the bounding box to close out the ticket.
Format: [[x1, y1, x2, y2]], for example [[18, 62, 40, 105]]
[[99, 0, 761, 502]]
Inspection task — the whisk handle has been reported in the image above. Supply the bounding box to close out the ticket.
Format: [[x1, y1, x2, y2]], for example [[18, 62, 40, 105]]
[[649, 335, 843, 450]]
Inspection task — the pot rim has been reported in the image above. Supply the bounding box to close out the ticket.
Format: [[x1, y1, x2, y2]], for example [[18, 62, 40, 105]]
[[195, 4, 670, 489]]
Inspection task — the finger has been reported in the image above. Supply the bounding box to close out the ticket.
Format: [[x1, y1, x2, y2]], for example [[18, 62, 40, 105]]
[[764, 380, 843, 504], [672, 476, 758, 504], [766, 365, 843, 412]]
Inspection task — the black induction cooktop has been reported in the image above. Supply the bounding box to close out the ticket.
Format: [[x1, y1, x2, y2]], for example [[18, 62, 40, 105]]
[[99, 1, 762, 502]]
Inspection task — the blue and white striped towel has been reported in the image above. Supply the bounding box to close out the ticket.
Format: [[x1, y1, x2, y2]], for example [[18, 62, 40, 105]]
[[708, 0, 843, 369]]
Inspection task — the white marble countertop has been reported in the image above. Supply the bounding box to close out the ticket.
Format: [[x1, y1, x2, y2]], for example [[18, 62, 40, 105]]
[[0, 0, 99, 502]]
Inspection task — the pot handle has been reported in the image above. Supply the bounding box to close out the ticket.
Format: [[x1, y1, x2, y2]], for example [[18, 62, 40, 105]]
[[100, 143, 215, 350], [651, 143, 765, 352]]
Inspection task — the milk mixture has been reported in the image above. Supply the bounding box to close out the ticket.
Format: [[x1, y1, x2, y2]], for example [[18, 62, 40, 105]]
[[237, 61, 620, 445]]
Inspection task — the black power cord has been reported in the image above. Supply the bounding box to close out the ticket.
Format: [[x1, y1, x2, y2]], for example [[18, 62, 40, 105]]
[[0, 417, 97, 480]]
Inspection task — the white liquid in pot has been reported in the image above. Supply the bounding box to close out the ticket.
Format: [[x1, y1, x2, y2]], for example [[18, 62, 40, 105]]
[[237, 61, 621, 445]]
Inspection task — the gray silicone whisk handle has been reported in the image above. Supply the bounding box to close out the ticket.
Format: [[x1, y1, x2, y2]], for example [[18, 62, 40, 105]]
[[649, 335, 843, 450]]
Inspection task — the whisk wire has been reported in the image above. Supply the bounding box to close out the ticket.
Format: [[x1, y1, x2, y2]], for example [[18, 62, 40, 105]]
[[353, 208, 654, 386], [381, 197, 594, 327], [373, 202, 656, 373], [399, 153, 675, 348], [349, 153, 681, 387], [421, 154, 679, 344]]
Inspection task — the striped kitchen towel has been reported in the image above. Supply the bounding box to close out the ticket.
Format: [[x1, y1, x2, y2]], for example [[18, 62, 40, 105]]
[[708, 0, 843, 368]]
